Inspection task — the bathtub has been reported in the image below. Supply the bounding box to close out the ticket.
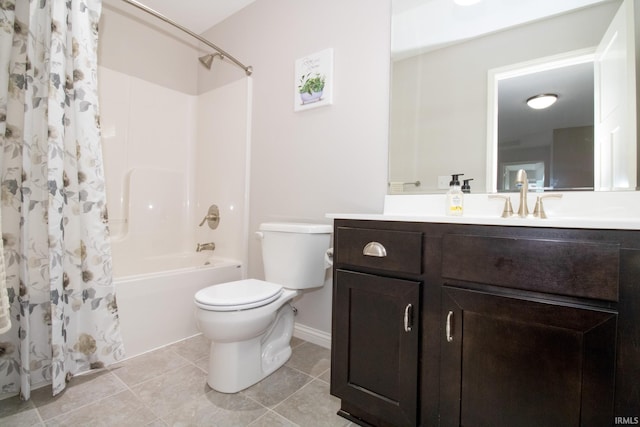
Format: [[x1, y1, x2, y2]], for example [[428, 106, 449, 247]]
[[114, 252, 242, 358]]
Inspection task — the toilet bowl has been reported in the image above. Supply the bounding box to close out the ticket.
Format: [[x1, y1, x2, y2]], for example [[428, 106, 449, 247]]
[[194, 222, 332, 393]]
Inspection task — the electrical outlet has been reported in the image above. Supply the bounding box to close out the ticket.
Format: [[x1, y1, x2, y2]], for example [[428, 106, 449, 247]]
[[437, 175, 450, 189]]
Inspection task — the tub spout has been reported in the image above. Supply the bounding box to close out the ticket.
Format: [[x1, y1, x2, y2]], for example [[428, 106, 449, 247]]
[[196, 242, 216, 252]]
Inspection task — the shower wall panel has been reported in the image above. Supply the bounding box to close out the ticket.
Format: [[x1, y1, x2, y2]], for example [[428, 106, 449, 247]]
[[195, 78, 252, 265], [99, 66, 251, 264], [98, 65, 197, 253]]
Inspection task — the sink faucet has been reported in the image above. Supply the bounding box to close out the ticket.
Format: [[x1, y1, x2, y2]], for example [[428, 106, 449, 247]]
[[515, 169, 529, 218], [196, 242, 216, 252]]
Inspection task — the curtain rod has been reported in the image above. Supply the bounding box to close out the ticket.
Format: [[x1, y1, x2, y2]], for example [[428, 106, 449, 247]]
[[119, 0, 253, 76]]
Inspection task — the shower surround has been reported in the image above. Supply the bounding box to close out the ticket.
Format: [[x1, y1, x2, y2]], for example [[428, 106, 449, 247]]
[[98, 65, 252, 358]]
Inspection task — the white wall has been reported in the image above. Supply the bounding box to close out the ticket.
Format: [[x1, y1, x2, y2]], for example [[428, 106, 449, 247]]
[[199, 0, 392, 337], [100, 2, 199, 95]]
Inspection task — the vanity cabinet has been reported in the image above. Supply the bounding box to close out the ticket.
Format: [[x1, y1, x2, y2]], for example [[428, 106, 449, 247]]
[[439, 233, 619, 427], [439, 286, 616, 427], [331, 226, 424, 427], [330, 219, 640, 427]]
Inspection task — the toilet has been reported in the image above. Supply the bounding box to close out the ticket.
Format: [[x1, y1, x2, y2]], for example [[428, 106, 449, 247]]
[[194, 222, 332, 393]]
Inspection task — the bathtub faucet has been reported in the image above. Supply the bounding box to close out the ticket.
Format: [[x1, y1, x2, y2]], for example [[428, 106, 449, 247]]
[[196, 242, 216, 252]]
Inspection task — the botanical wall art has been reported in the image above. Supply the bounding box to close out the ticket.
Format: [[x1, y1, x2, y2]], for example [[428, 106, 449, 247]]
[[294, 48, 333, 111]]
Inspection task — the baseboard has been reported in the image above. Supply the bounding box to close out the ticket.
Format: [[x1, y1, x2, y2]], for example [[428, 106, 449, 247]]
[[293, 323, 331, 349]]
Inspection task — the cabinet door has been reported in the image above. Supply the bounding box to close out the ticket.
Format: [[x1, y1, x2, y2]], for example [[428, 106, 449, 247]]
[[440, 286, 617, 427], [331, 270, 420, 427]]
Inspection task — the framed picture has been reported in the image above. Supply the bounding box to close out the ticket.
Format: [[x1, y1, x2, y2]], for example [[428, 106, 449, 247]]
[[294, 48, 333, 111]]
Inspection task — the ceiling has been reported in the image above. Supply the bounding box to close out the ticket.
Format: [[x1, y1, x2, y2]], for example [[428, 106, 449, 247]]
[[498, 62, 595, 144], [112, 0, 608, 51], [392, 0, 608, 57], [111, 0, 257, 34]]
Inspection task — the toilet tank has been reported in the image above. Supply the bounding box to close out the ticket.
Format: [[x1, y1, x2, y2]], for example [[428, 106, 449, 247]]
[[258, 222, 332, 289]]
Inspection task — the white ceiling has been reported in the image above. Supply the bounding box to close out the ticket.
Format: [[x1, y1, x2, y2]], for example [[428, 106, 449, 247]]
[[498, 62, 595, 143], [113, 0, 608, 50], [392, 0, 608, 57], [115, 0, 257, 34]]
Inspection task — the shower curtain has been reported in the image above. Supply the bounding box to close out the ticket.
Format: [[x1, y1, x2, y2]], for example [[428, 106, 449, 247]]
[[0, 0, 124, 399]]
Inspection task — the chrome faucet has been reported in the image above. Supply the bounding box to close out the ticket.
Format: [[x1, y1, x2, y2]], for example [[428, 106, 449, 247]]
[[196, 242, 216, 252], [515, 169, 529, 218]]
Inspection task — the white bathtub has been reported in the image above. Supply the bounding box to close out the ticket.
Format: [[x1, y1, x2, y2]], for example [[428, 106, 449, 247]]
[[114, 252, 242, 358]]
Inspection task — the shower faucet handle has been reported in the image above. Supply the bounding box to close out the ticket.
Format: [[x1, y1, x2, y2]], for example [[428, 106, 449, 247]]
[[198, 214, 219, 226], [199, 205, 220, 229]]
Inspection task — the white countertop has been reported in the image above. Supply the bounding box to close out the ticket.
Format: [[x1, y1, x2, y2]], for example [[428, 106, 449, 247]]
[[327, 193, 640, 230]]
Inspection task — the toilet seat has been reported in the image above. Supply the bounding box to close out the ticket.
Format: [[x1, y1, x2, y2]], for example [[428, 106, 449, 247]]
[[195, 279, 284, 311]]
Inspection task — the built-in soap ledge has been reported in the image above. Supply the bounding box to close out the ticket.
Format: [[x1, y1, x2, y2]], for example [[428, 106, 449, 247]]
[[327, 192, 640, 230]]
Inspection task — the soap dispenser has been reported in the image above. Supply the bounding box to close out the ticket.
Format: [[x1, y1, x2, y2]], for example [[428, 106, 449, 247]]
[[446, 174, 464, 216], [462, 178, 473, 194]]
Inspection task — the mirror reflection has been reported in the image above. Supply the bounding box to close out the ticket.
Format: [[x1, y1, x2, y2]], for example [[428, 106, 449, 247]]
[[389, 0, 636, 194], [493, 54, 595, 192]]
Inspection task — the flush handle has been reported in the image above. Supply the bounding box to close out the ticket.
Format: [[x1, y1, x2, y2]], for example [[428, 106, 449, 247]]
[[446, 311, 454, 342], [363, 241, 387, 257], [404, 304, 413, 332]]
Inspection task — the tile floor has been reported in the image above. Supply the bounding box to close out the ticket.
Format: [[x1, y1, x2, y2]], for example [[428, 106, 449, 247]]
[[0, 336, 355, 427]]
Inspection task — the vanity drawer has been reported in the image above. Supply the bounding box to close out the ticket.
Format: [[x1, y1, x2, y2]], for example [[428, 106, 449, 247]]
[[442, 234, 619, 301], [335, 226, 423, 275]]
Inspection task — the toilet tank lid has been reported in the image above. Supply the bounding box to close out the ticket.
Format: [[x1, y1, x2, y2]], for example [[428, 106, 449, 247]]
[[259, 222, 332, 234]]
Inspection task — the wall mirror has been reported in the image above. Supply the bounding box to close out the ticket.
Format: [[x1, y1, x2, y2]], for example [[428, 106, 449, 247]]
[[389, 0, 638, 195]]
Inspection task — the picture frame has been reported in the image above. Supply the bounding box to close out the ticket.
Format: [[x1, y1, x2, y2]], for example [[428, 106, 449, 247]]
[[294, 48, 333, 111]]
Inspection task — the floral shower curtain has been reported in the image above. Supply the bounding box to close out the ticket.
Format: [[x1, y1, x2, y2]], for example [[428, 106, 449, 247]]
[[0, 0, 124, 399]]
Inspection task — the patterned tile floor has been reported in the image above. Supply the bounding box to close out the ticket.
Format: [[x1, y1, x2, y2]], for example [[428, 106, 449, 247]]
[[0, 336, 354, 427]]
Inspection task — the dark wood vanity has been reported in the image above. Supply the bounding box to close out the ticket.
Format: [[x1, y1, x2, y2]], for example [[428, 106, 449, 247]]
[[330, 218, 640, 427]]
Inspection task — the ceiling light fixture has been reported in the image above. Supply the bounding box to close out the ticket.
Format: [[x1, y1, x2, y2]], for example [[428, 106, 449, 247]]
[[454, 0, 482, 5], [526, 93, 558, 110]]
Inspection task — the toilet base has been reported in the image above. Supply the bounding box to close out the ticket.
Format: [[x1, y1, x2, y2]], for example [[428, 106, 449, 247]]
[[206, 303, 295, 393]]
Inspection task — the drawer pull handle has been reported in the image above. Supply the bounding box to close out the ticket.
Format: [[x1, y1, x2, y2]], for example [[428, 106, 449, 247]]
[[404, 304, 413, 332], [446, 311, 454, 342], [363, 241, 387, 257]]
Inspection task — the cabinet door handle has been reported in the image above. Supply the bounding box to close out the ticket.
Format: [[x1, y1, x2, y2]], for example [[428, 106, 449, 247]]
[[446, 311, 454, 342], [404, 304, 413, 332], [363, 241, 387, 257]]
